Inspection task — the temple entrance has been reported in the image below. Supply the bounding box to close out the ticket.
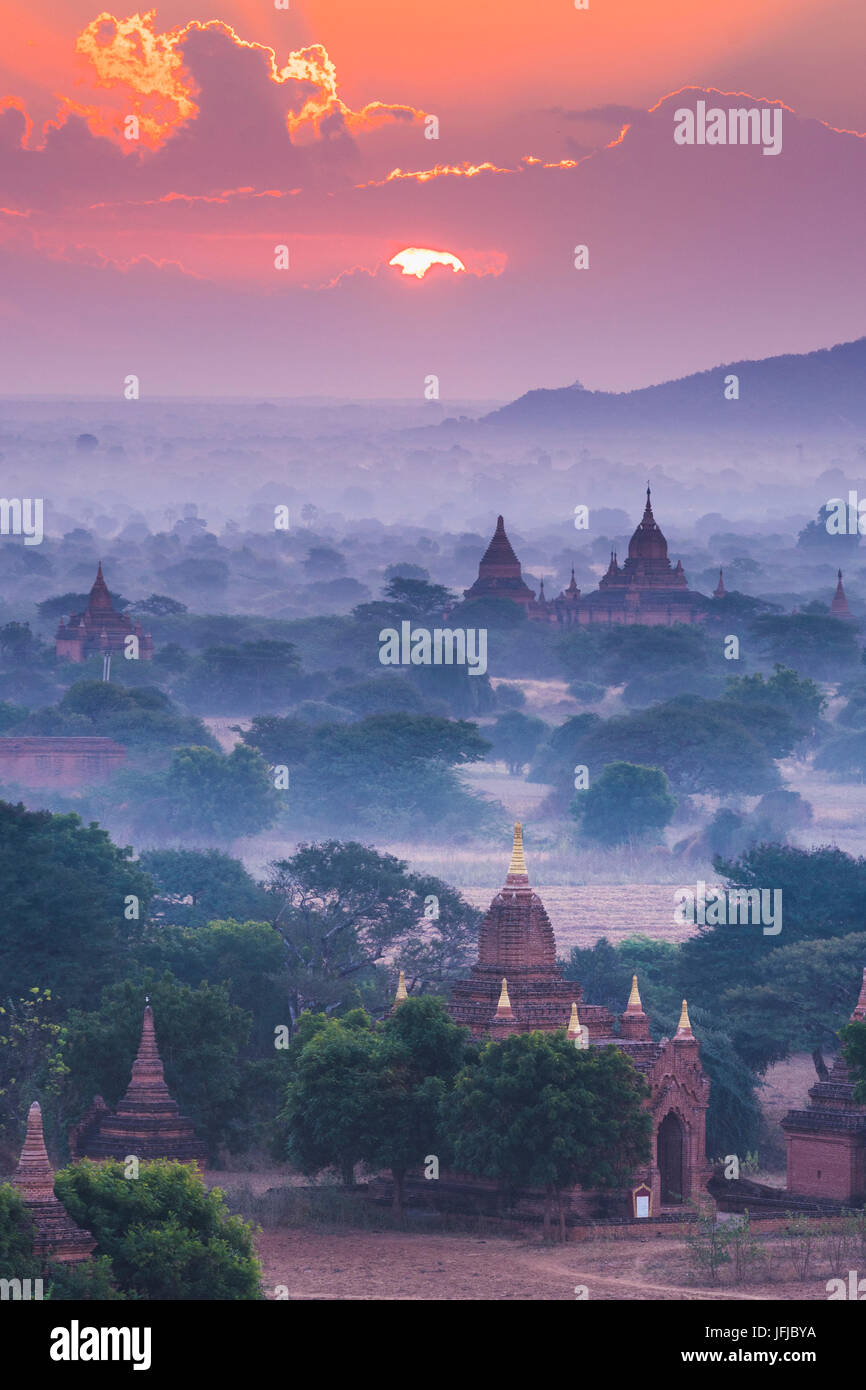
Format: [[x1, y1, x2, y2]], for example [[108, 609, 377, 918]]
[[658, 1112, 686, 1205]]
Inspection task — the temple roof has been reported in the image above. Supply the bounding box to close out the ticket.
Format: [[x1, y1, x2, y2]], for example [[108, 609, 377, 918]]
[[74, 1004, 205, 1164]]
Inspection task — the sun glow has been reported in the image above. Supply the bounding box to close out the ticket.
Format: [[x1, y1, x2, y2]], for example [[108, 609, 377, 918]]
[[388, 247, 466, 279]]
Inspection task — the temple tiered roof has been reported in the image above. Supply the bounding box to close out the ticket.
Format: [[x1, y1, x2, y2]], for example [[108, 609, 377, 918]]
[[73, 1004, 205, 1166]]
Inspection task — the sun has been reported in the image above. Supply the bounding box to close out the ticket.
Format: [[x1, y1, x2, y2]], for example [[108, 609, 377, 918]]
[[388, 247, 467, 279]]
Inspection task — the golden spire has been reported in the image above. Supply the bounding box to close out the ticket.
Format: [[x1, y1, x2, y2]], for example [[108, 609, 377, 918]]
[[675, 999, 693, 1036], [507, 822, 528, 878], [627, 974, 643, 1011], [567, 1001, 580, 1038], [394, 970, 408, 1004], [497, 977, 512, 1012]]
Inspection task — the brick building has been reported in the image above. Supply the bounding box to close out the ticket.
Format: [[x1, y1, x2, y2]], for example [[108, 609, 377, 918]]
[[441, 825, 712, 1214], [55, 562, 154, 662], [781, 968, 866, 1203], [72, 1003, 206, 1168], [458, 490, 709, 628], [0, 736, 126, 788]]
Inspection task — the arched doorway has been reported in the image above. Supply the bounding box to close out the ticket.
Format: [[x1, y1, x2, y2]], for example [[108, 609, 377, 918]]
[[658, 1112, 686, 1205]]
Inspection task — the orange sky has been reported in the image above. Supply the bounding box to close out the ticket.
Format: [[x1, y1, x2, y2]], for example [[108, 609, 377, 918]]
[[3, 1, 866, 134]]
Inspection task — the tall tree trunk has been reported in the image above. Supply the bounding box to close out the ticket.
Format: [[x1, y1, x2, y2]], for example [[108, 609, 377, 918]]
[[812, 1047, 830, 1082], [543, 1188, 553, 1241]]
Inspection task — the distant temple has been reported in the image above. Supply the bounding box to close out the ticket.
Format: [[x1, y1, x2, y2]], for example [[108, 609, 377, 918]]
[[460, 490, 709, 627], [830, 569, 856, 621], [13, 1101, 95, 1265], [416, 825, 711, 1213], [55, 563, 154, 662], [72, 1004, 205, 1168], [0, 737, 126, 788], [781, 968, 866, 1204]]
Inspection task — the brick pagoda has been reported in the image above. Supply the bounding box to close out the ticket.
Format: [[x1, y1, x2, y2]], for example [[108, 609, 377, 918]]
[[782, 967, 866, 1203], [55, 562, 154, 662], [72, 1003, 205, 1167], [443, 825, 712, 1212], [13, 1101, 95, 1264]]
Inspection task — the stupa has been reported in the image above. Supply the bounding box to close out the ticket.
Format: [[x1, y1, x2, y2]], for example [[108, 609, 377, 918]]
[[13, 1101, 95, 1264], [72, 1003, 206, 1167]]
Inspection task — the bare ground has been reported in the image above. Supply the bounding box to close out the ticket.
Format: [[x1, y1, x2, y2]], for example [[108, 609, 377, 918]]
[[254, 1228, 834, 1301]]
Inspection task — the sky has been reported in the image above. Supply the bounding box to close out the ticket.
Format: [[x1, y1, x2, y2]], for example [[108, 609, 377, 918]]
[[0, 2, 864, 398]]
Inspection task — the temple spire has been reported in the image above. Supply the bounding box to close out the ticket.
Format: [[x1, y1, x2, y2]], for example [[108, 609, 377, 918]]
[[714, 567, 727, 598], [394, 970, 408, 1005], [627, 974, 642, 1011], [14, 1101, 55, 1202], [675, 999, 693, 1038], [496, 978, 513, 1016], [507, 821, 528, 880]]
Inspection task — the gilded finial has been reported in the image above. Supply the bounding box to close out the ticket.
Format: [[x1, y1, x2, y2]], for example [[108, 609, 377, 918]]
[[676, 999, 692, 1035], [567, 1001, 580, 1037], [508, 822, 528, 878], [395, 970, 408, 1004], [497, 977, 512, 1012], [627, 974, 642, 1011]]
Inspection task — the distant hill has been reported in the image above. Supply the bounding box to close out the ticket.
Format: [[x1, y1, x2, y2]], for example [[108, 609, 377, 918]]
[[481, 337, 866, 433]]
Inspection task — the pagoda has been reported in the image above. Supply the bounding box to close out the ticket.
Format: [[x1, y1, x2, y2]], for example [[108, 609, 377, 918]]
[[830, 569, 856, 621], [13, 1102, 95, 1265], [781, 968, 866, 1202], [72, 1004, 205, 1167], [55, 562, 154, 663], [461, 516, 538, 612], [438, 825, 712, 1211]]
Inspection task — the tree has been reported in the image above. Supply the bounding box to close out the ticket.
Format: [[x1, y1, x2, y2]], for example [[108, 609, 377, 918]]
[[133, 594, 188, 617], [0, 801, 152, 1012], [0, 1184, 39, 1280], [139, 848, 271, 928], [281, 1010, 379, 1187], [54, 1160, 261, 1299], [365, 997, 470, 1217], [748, 613, 860, 678], [489, 710, 548, 774], [265, 842, 480, 1024], [239, 715, 314, 768], [445, 1032, 651, 1237], [572, 760, 676, 845], [678, 845, 866, 1015], [0, 622, 34, 664], [18, 681, 214, 760], [383, 577, 454, 620], [0, 989, 67, 1159], [162, 744, 280, 840], [722, 935, 866, 1075]]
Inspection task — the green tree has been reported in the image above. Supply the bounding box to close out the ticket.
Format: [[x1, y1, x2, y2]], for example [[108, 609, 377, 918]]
[[0, 801, 152, 1011], [265, 842, 480, 1025], [572, 761, 676, 845], [281, 1010, 378, 1187], [0, 989, 68, 1157], [139, 848, 271, 928], [163, 744, 280, 840], [54, 1160, 261, 1300], [445, 1032, 652, 1238], [365, 997, 470, 1217], [489, 710, 548, 774], [0, 1183, 39, 1280]]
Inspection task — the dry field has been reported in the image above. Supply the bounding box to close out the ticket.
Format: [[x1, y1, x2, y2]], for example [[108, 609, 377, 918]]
[[252, 1227, 839, 1301]]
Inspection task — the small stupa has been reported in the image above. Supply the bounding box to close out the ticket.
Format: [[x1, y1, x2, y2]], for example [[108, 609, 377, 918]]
[[72, 1003, 205, 1167], [13, 1101, 95, 1264]]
